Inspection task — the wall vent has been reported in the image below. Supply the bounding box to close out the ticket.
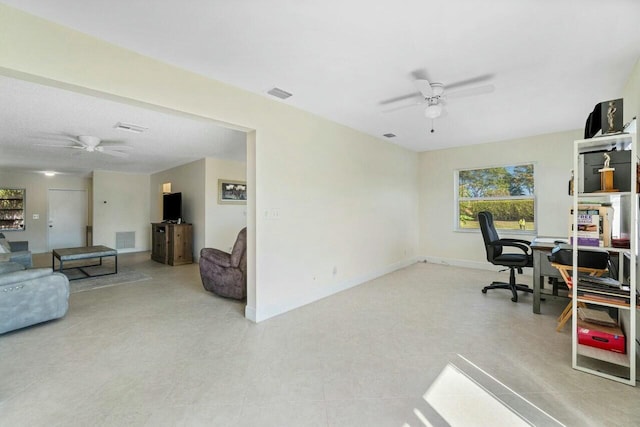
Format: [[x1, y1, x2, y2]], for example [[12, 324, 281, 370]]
[[115, 231, 135, 249], [114, 122, 147, 133]]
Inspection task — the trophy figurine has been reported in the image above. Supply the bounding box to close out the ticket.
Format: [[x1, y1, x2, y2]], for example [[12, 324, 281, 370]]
[[598, 152, 617, 192]]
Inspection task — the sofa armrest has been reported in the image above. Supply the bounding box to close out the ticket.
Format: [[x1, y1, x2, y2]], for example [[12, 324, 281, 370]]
[[0, 268, 55, 286], [8, 241, 29, 252], [200, 248, 232, 267]]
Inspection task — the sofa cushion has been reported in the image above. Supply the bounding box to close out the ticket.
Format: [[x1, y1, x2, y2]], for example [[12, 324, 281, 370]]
[[0, 239, 10, 253], [0, 262, 25, 274]]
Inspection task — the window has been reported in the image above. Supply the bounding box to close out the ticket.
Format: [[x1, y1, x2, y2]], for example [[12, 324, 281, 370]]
[[456, 164, 535, 232], [0, 188, 25, 231]]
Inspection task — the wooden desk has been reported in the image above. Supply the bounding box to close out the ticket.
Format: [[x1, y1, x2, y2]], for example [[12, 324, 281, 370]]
[[530, 237, 570, 314]]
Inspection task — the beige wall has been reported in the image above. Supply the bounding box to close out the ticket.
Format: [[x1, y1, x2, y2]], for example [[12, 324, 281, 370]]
[[418, 129, 581, 268], [150, 159, 206, 259], [0, 170, 91, 253], [0, 0, 423, 322], [5, 5, 632, 321], [418, 57, 640, 268], [149, 157, 247, 262], [92, 171, 150, 252], [204, 157, 247, 252], [622, 57, 640, 125]]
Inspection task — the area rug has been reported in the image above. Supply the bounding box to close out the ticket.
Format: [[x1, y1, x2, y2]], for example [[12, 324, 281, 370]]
[[66, 267, 152, 293]]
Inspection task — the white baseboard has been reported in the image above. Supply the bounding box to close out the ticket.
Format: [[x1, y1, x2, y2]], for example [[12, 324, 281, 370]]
[[421, 255, 533, 276], [244, 305, 257, 322], [251, 256, 419, 323]]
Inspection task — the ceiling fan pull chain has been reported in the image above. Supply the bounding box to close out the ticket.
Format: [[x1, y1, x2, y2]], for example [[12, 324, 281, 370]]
[[430, 119, 435, 134]]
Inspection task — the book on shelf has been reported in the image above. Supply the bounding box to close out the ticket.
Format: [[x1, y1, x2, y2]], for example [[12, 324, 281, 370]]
[[569, 205, 614, 247], [569, 213, 600, 247], [578, 275, 623, 288], [577, 307, 618, 327]]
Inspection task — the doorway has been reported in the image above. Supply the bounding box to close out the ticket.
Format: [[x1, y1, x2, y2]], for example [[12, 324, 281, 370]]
[[48, 189, 88, 250]]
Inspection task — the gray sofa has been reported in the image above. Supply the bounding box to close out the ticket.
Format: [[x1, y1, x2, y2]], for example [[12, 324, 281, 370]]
[[0, 233, 32, 268], [0, 262, 70, 334]]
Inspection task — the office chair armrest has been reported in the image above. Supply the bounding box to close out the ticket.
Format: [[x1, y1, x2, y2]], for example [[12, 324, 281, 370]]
[[490, 239, 531, 255], [499, 238, 531, 246]]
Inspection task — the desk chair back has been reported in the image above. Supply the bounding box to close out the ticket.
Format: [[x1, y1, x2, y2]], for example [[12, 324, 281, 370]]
[[478, 211, 533, 302]]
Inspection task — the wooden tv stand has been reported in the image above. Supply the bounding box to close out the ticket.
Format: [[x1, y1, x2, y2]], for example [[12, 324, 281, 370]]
[[151, 223, 193, 266]]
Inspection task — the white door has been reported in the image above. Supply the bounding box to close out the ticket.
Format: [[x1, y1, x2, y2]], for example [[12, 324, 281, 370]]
[[48, 189, 88, 250]]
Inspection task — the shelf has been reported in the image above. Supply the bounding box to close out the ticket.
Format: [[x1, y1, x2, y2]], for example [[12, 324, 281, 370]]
[[575, 133, 634, 149], [572, 132, 637, 386], [577, 344, 630, 367], [577, 296, 632, 309], [577, 192, 634, 197]]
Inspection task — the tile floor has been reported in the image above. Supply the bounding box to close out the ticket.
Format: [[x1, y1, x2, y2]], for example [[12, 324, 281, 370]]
[[1, 253, 640, 426]]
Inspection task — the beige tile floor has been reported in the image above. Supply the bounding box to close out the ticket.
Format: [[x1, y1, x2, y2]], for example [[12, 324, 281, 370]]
[[2, 253, 640, 426]]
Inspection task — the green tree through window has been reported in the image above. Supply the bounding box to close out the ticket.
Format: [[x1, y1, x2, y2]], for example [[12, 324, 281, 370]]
[[457, 164, 535, 231]]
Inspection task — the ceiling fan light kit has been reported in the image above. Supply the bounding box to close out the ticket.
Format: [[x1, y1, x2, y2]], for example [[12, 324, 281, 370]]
[[381, 75, 495, 131], [424, 103, 442, 119]]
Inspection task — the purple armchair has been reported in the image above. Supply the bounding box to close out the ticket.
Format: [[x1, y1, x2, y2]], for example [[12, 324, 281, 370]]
[[199, 228, 247, 299]]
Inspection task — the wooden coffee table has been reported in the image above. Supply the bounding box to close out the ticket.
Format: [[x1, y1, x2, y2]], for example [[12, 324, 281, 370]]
[[52, 245, 118, 280]]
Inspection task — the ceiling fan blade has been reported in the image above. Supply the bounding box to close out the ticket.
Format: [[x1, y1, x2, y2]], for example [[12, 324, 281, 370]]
[[413, 79, 433, 98], [35, 144, 83, 149], [445, 74, 494, 91], [379, 93, 422, 105], [381, 101, 425, 113], [98, 143, 133, 150], [446, 84, 495, 99], [99, 149, 129, 158]]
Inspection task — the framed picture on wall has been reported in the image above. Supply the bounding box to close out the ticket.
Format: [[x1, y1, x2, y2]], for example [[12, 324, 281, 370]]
[[218, 179, 247, 204]]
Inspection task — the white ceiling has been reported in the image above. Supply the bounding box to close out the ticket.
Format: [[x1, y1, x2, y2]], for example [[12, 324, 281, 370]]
[[2, 0, 640, 174], [0, 75, 247, 175]]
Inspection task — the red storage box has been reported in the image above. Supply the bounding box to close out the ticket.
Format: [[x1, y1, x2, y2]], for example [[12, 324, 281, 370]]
[[577, 320, 626, 354]]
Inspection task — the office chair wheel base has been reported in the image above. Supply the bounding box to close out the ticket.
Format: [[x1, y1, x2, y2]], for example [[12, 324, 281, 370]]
[[481, 288, 487, 294], [511, 296, 518, 302]]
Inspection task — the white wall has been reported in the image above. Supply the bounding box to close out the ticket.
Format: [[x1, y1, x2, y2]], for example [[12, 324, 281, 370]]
[[204, 157, 247, 252], [418, 129, 581, 269], [0, 5, 419, 322], [0, 170, 91, 253], [622, 58, 640, 125], [150, 159, 206, 259], [92, 171, 150, 252]]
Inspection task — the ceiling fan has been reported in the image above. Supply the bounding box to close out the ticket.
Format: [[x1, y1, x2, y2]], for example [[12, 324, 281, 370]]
[[37, 135, 132, 157], [381, 74, 495, 120]]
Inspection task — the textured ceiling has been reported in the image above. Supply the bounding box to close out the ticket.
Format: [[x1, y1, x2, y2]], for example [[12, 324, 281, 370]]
[[0, 76, 247, 175], [1, 0, 640, 174]]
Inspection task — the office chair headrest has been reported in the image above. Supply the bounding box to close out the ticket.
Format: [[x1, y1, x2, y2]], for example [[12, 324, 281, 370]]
[[548, 244, 609, 269]]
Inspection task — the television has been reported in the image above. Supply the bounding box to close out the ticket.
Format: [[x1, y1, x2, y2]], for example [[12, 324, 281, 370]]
[[162, 192, 182, 222]]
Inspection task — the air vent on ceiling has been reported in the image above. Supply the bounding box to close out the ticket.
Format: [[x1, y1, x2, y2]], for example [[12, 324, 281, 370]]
[[383, 133, 396, 138], [267, 87, 293, 100], [114, 122, 147, 133]]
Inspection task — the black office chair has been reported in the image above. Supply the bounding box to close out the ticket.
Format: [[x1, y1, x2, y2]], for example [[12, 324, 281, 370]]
[[478, 211, 533, 302]]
